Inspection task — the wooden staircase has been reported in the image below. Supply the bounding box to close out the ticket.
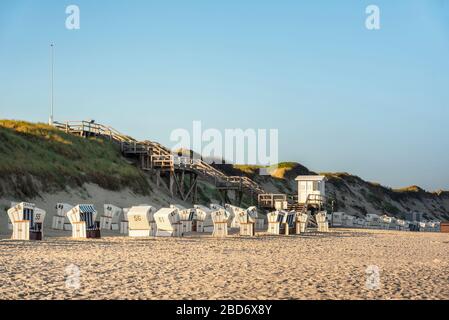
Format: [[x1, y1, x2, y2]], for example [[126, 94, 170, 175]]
[[54, 120, 266, 197]]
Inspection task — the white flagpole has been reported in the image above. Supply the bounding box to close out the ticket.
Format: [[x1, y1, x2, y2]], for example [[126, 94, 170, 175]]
[[49, 43, 54, 125]]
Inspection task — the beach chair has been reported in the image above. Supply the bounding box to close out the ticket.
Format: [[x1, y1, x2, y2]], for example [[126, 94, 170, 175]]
[[330, 212, 343, 227], [316, 211, 329, 232], [120, 207, 131, 234], [342, 213, 354, 227], [247, 206, 264, 230], [295, 212, 308, 234], [154, 207, 182, 237], [225, 204, 246, 228], [283, 211, 296, 235], [66, 204, 100, 239], [366, 214, 381, 229], [7, 202, 18, 230], [211, 203, 234, 228], [127, 206, 157, 237], [267, 210, 295, 235], [380, 215, 392, 230], [211, 209, 231, 237], [7, 202, 46, 240], [353, 217, 367, 228], [52, 203, 73, 230], [193, 205, 214, 232], [235, 207, 258, 236], [100, 204, 122, 231], [170, 205, 194, 234]]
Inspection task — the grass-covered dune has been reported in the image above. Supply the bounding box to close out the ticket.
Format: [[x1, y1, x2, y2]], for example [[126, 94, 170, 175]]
[[0, 120, 150, 198]]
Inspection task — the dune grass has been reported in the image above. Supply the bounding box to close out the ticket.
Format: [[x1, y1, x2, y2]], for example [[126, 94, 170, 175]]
[[0, 120, 150, 197]]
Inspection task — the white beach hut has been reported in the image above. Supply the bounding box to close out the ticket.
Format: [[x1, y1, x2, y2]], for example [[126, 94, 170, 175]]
[[7, 202, 46, 240], [211, 209, 231, 237], [193, 205, 214, 232], [127, 205, 156, 237], [100, 204, 122, 231], [66, 204, 100, 239], [52, 203, 74, 230], [154, 207, 182, 237]]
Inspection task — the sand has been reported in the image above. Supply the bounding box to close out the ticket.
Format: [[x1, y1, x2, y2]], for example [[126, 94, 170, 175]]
[[1, 228, 448, 300]]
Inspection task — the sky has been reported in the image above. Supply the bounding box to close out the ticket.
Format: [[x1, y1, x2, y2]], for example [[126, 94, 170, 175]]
[[0, 0, 448, 191]]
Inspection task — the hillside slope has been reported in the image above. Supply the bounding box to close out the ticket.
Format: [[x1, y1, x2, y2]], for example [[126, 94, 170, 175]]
[[225, 163, 449, 221], [0, 120, 151, 198]]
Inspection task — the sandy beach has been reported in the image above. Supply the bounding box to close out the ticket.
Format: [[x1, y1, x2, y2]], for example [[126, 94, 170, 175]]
[[1, 228, 448, 300]]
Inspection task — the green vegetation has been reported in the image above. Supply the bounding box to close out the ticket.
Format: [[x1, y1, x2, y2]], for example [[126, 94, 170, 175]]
[[0, 120, 150, 197]]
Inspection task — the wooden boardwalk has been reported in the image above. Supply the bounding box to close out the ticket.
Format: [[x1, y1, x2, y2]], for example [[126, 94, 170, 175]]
[[54, 120, 266, 203]]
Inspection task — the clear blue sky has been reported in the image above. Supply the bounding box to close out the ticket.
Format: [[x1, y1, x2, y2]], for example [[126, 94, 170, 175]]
[[1, 0, 448, 191]]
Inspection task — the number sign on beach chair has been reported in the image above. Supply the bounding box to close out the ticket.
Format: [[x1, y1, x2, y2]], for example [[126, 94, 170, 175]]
[[66, 204, 100, 239], [127, 206, 156, 237], [154, 207, 182, 237], [7, 202, 46, 240]]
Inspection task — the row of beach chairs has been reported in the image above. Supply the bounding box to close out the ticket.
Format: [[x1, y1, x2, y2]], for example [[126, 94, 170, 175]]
[[5, 202, 270, 240], [329, 212, 441, 232]]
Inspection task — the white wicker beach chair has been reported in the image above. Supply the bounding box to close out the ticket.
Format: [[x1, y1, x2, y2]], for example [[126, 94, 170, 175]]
[[66, 204, 100, 239], [316, 211, 329, 232], [127, 206, 156, 237], [154, 207, 182, 237], [193, 205, 214, 232], [52, 203, 73, 230], [100, 204, 123, 231], [211, 209, 231, 237], [7, 202, 46, 240], [170, 205, 194, 234], [119, 207, 131, 234]]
